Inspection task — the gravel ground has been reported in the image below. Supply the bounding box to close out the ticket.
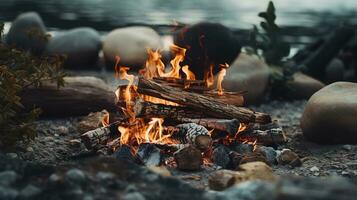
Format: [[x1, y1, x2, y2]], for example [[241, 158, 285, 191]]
[[7, 100, 356, 190]]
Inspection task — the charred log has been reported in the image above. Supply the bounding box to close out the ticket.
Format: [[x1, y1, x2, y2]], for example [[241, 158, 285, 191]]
[[137, 78, 271, 124]]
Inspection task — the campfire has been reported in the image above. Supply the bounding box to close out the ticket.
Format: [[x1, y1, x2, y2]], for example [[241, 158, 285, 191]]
[[81, 44, 286, 170]]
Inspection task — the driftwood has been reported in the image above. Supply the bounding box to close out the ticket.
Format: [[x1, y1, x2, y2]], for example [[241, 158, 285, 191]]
[[21, 76, 116, 117], [137, 78, 271, 124], [299, 26, 355, 79]]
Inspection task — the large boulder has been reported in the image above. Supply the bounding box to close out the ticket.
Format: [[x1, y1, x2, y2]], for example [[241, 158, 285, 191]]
[[103, 27, 162, 70], [45, 28, 101, 69], [221, 53, 270, 104], [301, 82, 357, 144], [6, 12, 47, 55], [287, 72, 325, 99], [174, 22, 241, 79]]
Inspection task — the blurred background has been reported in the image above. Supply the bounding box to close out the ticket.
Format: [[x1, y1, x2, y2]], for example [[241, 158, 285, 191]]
[[1, 0, 356, 31]]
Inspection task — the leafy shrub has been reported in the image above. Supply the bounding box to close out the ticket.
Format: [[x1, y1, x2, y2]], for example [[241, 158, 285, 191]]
[[0, 22, 65, 148]]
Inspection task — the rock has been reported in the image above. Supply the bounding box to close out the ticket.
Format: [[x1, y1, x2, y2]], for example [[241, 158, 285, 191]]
[[310, 166, 320, 172], [48, 173, 61, 184], [147, 166, 171, 177], [96, 172, 115, 181], [19, 184, 41, 199], [137, 143, 162, 166], [0, 186, 18, 200], [65, 169, 86, 184], [234, 143, 254, 154], [216, 181, 276, 200], [45, 27, 101, 69], [103, 26, 162, 70], [325, 58, 345, 83], [276, 149, 301, 166], [77, 110, 109, 134], [122, 192, 146, 200], [212, 145, 230, 168], [239, 152, 269, 166], [301, 82, 357, 144], [208, 162, 277, 191], [173, 22, 241, 79], [221, 53, 270, 104], [287, 72, 325, 99], [0, 171, 17, 186], [6, 153, 18, 159], [6, 12, 47, 55], [256, 146, 277, 165], [174, 145, 203, 171]]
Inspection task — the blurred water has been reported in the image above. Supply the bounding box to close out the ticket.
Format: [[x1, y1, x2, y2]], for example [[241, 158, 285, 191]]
[[0, 0, 356, 30]]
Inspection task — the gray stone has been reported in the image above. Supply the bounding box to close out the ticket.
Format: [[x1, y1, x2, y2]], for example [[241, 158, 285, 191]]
[[6, 153, 18, 159], [103, 26, 162, 70], [96, 172, 115, 182], [257, 146, 277, 165], [301, 82, 357, 144], [221, 53, 270, 104], [0, 186, 18, 200], [217, 181, 276, 200], [287, 72, 325, 99], [48, 173, 61, 184], [19, 185, 41, 199], [325, 58, 345, 83], [66, 169, 86, 184], [0, 171, 17, 186], [45, 27, 101, 69], [6, 12, 47, 55], [122, 192, 146, 200]]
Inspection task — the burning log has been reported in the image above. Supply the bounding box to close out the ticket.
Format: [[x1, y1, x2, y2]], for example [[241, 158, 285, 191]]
[[152, 77, 245, 106], [137, 77, 271, 124], [134, 99, 240, 134]]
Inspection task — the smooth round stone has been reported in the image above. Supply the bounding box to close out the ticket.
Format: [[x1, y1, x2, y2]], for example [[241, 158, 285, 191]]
[[301, 82, 357, 144], [6, 12, 47, 55]]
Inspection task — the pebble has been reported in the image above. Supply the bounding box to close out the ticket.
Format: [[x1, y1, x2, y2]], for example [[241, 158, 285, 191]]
[[66, 169, 86, 184], [342, 145, 353, 151], [257, 146, 277, 165], [19, 184, 41, 199], [122, 192, 146, 200], [0, 171, 18, 186], [96, 172, 115, 181], [310, 166, 320, 172], [0, 186, 18, 200], [26, 147, 34, 153], [48, 173, 61, 184], [6, 153, 18, 159]]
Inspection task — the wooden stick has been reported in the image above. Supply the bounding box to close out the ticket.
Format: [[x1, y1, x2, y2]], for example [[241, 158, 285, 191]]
[[239, 125, 287, 146], [137, 77, 271, 124]]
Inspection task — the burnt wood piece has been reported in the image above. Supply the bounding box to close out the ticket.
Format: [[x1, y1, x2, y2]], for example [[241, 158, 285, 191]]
[[112, 144, 138, 164], [80, 122, 121, 150], [240, 125, 287, 146], [179, 118, 240, 135], [174, 145, 203, 171], [300, 26, 355, 80], [137, 78, 271, 124], [21, 76, 117, 117]]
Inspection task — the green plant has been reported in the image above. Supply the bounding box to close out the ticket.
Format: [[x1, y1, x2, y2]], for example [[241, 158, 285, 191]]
[[249, 1, 291, 66], [0, 22, 66, 148]]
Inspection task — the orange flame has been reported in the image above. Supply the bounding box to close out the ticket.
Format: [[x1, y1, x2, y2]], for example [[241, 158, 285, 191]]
[[182, 65, 196, 80], [216, 63, 229, 95], [204, 64, 214, 88]]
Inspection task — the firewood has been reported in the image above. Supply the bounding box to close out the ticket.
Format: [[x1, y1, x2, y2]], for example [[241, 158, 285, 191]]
[[81, 121, 126, 150], [137, 77, 271, 124], [174, 145, 203, 171], [134, 99, 240, 134], [240, 126, 287, 146], [21, 76, 117, 117]]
